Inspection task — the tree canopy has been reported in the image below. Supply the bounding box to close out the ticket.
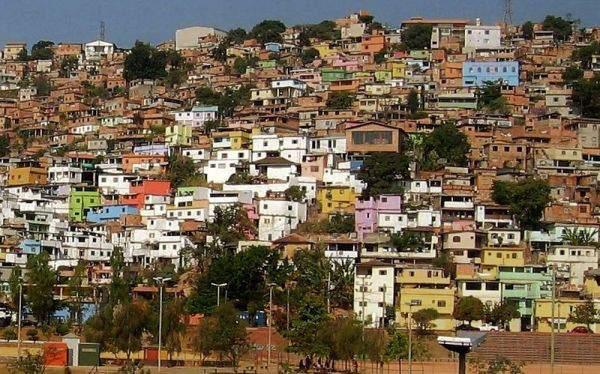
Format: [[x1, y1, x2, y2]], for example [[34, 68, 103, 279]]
[[249, 20, 286, 44], [358, 152, 410, 197], [422, 122, 471, 169], [402, 25, 433, 50], [326, 92, 355, 109], [542, 15, 572, 42], [124, 41, 183, 81], [453, 296, 484, 326], [31, 40, 55, 60], [492, 178, 552, 230]]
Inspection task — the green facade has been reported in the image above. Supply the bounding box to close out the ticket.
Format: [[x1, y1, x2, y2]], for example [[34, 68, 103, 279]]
[[78, 343, 100, 366], [69, 187, 102, 222]]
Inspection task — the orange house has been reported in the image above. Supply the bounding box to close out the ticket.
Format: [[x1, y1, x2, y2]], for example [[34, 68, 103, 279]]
[[121, 154, 168, 173], [8, 166, 47, 186], [361, 34, 386, 54], [345, 121, 403, 153], [121, 179, 171, 208]]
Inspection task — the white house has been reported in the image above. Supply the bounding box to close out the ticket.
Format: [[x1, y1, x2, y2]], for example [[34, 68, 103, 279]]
[[174, 106, 218, 128], [84, 40, 115, 61], [547, 245, 599, 285], [464, 23, 502, 51], [354, 261, 395, 328], [205, 149, 251, 184], [47, 166, 82, 185], [257, 198, 307, 241]]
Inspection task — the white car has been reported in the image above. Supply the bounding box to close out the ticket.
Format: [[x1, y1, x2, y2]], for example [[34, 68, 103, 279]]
[[479, 323, 500, 332]]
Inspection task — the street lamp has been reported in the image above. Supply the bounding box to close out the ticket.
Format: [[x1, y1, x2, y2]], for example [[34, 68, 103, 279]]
[[211, 283, 227, 306], [405, 300, 420, 374], [17, 281, 23, 359], [267, 283, 277, 369], [153, 277, 171, 373]]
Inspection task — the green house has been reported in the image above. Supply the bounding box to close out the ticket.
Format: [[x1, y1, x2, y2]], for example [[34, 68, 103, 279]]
[[498, 265, 552, 330], [321, 68, 351, 82], [69, 186, 102, 222], [374, 70, 392, 82], [257, 60, 277, 69]]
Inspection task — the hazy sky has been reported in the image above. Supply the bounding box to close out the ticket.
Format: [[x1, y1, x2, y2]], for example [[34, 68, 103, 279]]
[[1, 0, 598, 48]]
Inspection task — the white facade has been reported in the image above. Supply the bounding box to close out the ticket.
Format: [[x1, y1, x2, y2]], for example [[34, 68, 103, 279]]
[[354, 263, 395, 328], [84, 40, 114, 61], [258, 199, 307, 241], [464, 25, 502, 50], [175, 26, 227, 50], [48, 166, 82, 185], [174, 106, 218, 128], [547, 245, 599, 285], [205, 149, 251, 184], [251, 134, 308, 164]]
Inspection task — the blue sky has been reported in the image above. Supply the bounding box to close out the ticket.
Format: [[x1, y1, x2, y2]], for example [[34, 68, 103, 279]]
[[1, 0, 598, 48]]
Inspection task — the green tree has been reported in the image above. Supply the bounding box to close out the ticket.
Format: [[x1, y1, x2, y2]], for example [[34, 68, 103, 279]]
[[412, 308, 439, 335], [34, 76, 51, 96], [287, 294, 329, 356], [470, 355, 524, 374], [160, 298, 186, 360], [84, 306, 115, 355], [363, 329, 388, 369], [561, 228, 598, 246], [285, 185, 306, 202], [123, 41, 168, 81], [573, 42, 600, 69], [167, 154, 199, 188], [326, 92, 355, 109], [402, 25, 433, 50], [25, 252, 59, 326], [228, 28, 248, 44], [406, 89, 420, 114], [422, 122, 470, 169], [568, 300, 599, 331], [390, 232, 425, 251], [542, 15, 572, 42], [8, 266, 22, 310], [192, 303, 249, 369], [249, 20, 286, 44], [374, 49, 387, 64], [31, 40, 54, 60], [68, 261, 89, 330], [16, 48, 29, 61], [3, 327, 17, 342], [358, 152, 410, 197], [300, 47, 320, 64], [483, 302, 520, 328], [59, 55, 79, 78], [453, 296, 484, 326], [320, 317, 363, 369], [8, 351, 45, 374], [303, 21, 339, 41], [26, 329, 39, 342], [572, 73, 600, 118], [491, 178, 552, 230], [111, 300, 152, 360], [327, 213, 355, 234], [522, 21, 534, 40], [563, 66, 584, 84]]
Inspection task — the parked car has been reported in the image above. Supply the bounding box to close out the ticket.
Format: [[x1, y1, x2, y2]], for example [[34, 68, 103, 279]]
[[456, 324, 480, 331], [570, 326, 592, 334], [479, 323, 500, 332]]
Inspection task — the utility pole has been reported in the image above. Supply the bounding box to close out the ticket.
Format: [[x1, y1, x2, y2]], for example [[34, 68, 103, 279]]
[[327, 272, 331, 314], [550, 268, 556, 374], [267, 283, 277, 369], [405, 301, 418, 374], [381, 284, 386, 328], [153, 277, 171, 373], [17, 282, 22, 359]]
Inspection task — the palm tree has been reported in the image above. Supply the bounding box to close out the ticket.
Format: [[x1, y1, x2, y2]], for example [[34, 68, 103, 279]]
[[561, 228, 599, 246]]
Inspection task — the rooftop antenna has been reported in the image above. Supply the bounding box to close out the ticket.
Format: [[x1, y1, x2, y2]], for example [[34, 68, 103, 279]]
[[100, 21, 106, 41], [503, 0, 513, 27]]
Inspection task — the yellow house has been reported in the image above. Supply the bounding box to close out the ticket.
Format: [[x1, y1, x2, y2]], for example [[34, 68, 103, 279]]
[[387, 61, 407, 79], [313, 43, 335, 57], [212, 129, 251, 150], [396, 265, 455, 331], [165, 123, 192, 146], [535, 298, 600, 333], [480, 246, 526, 276], [8, 166, 47, 186], [396, 287, 456, 331], [317, 186, 356, 215]]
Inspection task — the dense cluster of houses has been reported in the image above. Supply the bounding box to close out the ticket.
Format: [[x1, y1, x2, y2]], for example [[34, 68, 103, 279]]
[[2, 10, 600, 332]]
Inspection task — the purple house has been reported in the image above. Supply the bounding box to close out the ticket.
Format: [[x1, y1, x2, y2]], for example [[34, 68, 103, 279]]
[[355, 194, 402, 239]]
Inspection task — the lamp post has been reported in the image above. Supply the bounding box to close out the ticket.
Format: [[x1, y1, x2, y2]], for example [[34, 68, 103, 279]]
[[550, 267, 556, 374], [405, 300, 420, 374], [153, 277, 171, 373], [17, 282, 23, 359], [211, 282, 227, 306], [267, 283, 277, 369]]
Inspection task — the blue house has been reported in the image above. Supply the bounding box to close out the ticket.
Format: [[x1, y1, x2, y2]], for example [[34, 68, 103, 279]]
[[463, 61, 519, 87], [264, 42, 282, 53], [86, 205, 139, 223], [19, 239, 41, 255]]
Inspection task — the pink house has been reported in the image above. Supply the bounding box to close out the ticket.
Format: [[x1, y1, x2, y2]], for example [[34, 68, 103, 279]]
[[355, 194, 402, 239]]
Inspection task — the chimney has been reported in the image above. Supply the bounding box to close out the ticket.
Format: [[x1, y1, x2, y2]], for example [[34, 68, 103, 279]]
[[476, 18, 481, 26]]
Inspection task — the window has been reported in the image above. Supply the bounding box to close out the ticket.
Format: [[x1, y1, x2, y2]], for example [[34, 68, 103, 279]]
[[486, 282, 500, 291], [437, 300, 446, 307], [492, 145, 498, 151], [379, 270, 387, 275], [465, 282, 482, 290], [452, 236, 461, 243], [410, 300, 422, 306], [504, 146, 510, 152], [497, 253, 502, 258], [512, 253, 517, 259], [352, 131, 393, 145]]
